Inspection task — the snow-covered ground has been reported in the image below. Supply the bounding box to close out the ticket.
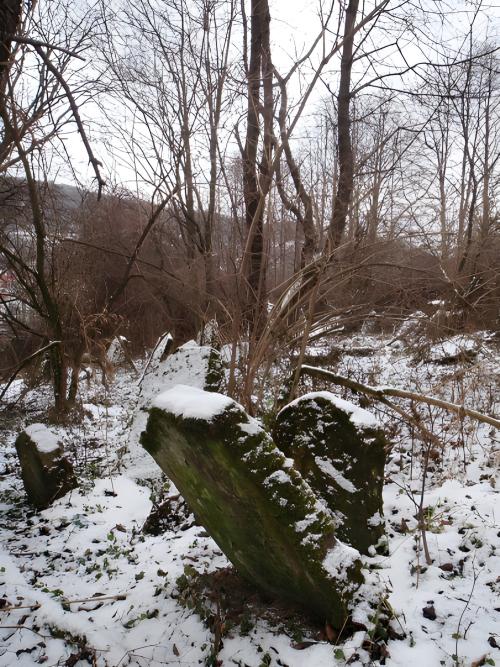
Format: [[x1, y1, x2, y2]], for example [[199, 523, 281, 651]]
[[0, 332, 498, 666]]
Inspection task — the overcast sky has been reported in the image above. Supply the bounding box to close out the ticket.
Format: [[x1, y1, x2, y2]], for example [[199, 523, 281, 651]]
[[52, 0, 500, 196]]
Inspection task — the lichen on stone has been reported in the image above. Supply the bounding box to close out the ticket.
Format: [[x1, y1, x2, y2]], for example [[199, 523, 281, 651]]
[[273, 392, 386, 555]]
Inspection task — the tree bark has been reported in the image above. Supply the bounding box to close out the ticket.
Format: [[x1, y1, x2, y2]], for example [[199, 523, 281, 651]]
[[242, 0, 272, 331], [327, 0, 359, 251], [0, 0, 22, 96]]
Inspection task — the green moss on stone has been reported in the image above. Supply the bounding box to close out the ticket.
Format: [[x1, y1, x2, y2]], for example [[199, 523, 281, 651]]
[[273, 394, 386, 555], [141, 394, 364, 628], [204, 348, 224, 392]]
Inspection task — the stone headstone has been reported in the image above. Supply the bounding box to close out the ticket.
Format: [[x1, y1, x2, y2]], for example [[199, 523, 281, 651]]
[[140, 340, 224, 402], [273, 392, 386, 555], [105, 335, 135, 369], [141, 385, 365, 628], [15, 424, 77, 509], [127, 341, 225, 479]]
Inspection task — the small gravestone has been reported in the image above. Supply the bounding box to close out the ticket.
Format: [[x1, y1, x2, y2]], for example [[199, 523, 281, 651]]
[[140, 340, 224, 404], [15, 424, 77, 509], [273, 392, 386, 555], [141, 385, 365, 628], [105, 336, 126, 366], [427, 335, 479, 365]]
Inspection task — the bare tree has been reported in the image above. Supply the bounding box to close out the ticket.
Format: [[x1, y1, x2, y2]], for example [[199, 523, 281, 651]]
[[0, 1, 106, 412]]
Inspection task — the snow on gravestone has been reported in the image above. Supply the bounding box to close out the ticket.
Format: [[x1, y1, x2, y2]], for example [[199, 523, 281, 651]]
[[126, 340, 224, 478], [273, 392, 386, 555], [141, 385, 367, 628], [15, 424, 77, 509]]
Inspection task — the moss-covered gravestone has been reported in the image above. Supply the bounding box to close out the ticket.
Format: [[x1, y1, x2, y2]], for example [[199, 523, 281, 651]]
[[273, 392, 386, 555], [141, 385, 365, 628], [15, 424, 77, 509]]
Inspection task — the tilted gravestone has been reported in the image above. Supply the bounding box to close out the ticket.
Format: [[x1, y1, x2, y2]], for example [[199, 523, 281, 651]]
[[141, 385, 367, 628], [273, 392, 386, 555], [15, 424, 77, 509]]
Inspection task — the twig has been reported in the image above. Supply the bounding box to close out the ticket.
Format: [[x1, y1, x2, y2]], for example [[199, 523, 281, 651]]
[[0, 593, 126, 613], [0, 625, 47, 638], [454, 559, 478, 666]]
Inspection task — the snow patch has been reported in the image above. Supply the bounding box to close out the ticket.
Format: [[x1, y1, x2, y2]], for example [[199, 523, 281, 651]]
[[282, 391, 379, 428], [315, 457, 357, 493], [263, 469, 292, 488], [153, 384, 234, 420], [238, 417, 263, 436], [367, 510, 383, 527], [24, 423, 60, 454], [322, 541, 359, 580]]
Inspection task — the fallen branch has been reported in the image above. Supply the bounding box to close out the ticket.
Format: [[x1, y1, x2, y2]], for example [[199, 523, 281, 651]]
[[0, 593, 127, 613], [299, 365, 500, 430], [0, 625, 46, 637]]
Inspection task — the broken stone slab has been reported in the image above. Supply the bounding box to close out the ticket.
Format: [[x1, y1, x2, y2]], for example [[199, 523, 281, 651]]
[[273, 392, 386, 555], [426, 335, 479, 365], [127, 341, 225, 479], [15, 424, 77, 510], [141, 384, 365, 628], [105, 336, 126, 366], [140, 340, 224, 403]]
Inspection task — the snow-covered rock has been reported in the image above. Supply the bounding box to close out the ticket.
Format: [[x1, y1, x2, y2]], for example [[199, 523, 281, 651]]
[[126, 341, 224, 479]]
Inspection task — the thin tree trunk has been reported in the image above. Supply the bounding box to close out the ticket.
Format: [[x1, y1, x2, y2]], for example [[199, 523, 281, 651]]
[[327, 0, 359, 251], [49, 343, 68, 413], [275, 73, 316, 267], [242, 0, 272, 332]]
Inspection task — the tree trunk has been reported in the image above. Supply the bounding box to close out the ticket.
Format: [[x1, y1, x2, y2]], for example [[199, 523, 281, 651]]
[[276, 74, 316, 267], [327, 0, 359, 251], [49, 344, 68, 414], [0, 0, 22, 95], [0, 0, 22, 163], [242, 0, 272, 332]]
